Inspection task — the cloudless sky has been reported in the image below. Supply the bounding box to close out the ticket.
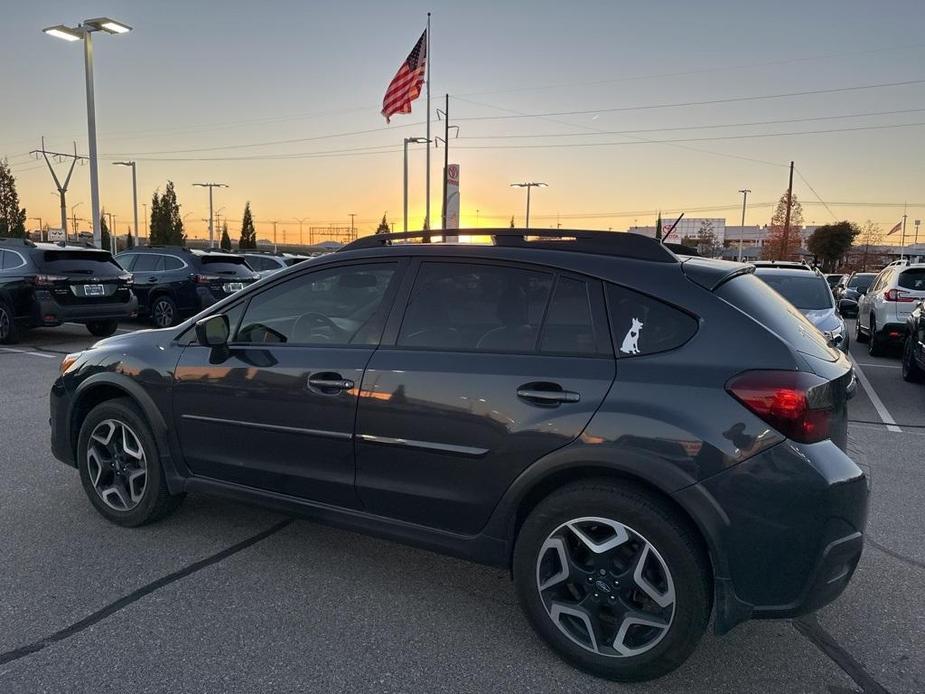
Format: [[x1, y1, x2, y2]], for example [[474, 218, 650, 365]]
[[3, 0, 925, 241]]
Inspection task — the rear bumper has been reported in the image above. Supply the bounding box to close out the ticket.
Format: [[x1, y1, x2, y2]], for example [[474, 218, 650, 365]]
[[674, 438, 868, 633], [875, 321, 907, 344], [35, 291, 138, 325]]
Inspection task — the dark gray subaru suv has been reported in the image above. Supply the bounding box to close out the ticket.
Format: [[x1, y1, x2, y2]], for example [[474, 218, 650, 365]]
[[50, 230, 867, 681]]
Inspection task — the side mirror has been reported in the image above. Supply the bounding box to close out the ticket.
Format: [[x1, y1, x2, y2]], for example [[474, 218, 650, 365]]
[[838, 298, 858, 314], [195, 314, 229, 347]]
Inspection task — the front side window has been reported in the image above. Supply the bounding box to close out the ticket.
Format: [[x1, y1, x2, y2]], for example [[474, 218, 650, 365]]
[[607, 283, 698, 357], [398, 262, 553, 352], [235, 263, 397, 346]]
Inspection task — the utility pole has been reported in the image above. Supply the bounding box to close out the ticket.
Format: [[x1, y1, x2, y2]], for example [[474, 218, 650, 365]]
[[113, 161, 138, 247], [29, 217, 43, 240], [193, 182, 228, 247], [510, 182, 547, 229], [403, 137, 429, 232], [349, 213, 356, 241], [782, 161, 794, 260], [32, 138, 86, 236], [272, 221, 278, 252], [436, 94, 460, 231], [106, 212, 116, 252], [70, 202, 82, 237], [915, 219, 921, 248], [737, 188, 751, 262], [141, 202, 148, 240], [294, 217, 309, 247]]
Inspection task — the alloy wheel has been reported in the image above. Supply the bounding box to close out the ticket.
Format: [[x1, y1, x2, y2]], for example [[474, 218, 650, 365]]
[[152, 300, 174, 328], [0, 306, 9, 341], [85, 419, 148, 511], [536, 516, 675, 658]]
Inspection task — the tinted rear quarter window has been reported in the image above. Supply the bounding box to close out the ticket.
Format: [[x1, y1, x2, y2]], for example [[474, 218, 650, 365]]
[[606, 283, 697, 356], [716, 273, 835, 361], [40, 250, 122, 276], [163, 255, 185, 271], [898, 268, 925, 291], [539, 277, 600, 355]]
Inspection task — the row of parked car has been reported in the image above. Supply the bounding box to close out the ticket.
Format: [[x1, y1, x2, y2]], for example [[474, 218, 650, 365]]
[[823, 262, 925, 381], [0, 238, 314, 343]]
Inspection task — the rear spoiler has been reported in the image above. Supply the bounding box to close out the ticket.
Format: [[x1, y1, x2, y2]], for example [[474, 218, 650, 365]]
[[681, 256, 755, 291]]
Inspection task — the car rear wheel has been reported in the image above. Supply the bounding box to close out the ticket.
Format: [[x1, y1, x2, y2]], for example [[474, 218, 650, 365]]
[[150, 296, 177, 329], [77, 398, 184, 526], [854, 316, 868, 344], [513, 480, 710, 682], [902, 336, 924, 383], [0, 300, 18, 344], [868, 316, 885, 356], [86, 320, 119, 338]]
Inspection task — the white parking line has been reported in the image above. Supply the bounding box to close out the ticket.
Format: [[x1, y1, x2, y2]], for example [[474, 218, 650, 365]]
[[853, 362, 902, 370], [849, 354, 902, 433], [0, 347, 57, 359]]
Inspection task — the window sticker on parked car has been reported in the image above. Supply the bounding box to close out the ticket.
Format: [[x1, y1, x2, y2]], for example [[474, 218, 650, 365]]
[[619, 317, 644, 354]]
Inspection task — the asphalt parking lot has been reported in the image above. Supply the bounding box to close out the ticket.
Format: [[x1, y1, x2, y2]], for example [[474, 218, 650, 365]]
[[1, 320, 923, 693]]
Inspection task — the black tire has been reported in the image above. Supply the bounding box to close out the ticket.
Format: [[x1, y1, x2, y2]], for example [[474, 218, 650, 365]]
[[0, 300, 18, 344], [150, 295, 178, 329], [854, 316, 868, 344], [902, 336, 925, 383], [86, 320, 119, 338], [513, 480, 711, 682], [868, 316, 885, 357], [77, 398, 184, 527]]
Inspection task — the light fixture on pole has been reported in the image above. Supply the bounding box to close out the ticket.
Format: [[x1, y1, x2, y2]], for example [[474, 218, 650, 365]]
[[737, 188, 751, 262], [403, 137, 429, 232], [43, 17, 133, 250], [113, 161, 138, 248], [510, 182, 547, 229], [193, 182, 228, 247]]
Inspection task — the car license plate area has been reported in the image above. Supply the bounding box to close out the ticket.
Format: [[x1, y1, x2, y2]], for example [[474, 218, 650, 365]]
[[83, 284, 105, 297], [224, 282, 244, 293]]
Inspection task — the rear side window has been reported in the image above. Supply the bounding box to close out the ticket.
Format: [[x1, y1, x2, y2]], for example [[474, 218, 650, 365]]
[[163, 255, 185, 271], [898, 268, 925, 291], [40, 250, 122, 276], [1, 250, 26, 270], [606, 284, 698, 356], [199, 255, 253, 277], [716, 273, 835, 362], [398, 262, 553, 352], [246, 256, 278, 272], [132, 254, 164, 272], [539, 277, 599, 355]]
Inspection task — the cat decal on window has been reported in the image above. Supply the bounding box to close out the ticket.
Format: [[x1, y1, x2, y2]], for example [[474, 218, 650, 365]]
[[619, 317, 644, 355]]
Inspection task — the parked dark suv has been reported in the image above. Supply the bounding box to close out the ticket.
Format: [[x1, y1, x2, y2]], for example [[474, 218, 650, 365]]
[[50, 230, 867, 681], [115, 246, 259, 328], [0, 238, 136, 343]]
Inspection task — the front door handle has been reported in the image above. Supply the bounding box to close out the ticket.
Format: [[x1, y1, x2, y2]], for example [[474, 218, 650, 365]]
[[147, 276, 157, 283], [308, 372, 355, 394], [516, 382, 580, 405]]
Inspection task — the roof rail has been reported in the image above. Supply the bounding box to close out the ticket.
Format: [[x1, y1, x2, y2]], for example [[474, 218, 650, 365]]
[[0, 237, 36, 247], [339, 229, 678, 263], [143, 245, 193, 252]]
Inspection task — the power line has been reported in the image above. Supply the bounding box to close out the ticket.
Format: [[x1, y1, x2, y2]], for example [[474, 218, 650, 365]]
[[795, 167, 838, 222], [452, 78, 925, 122]]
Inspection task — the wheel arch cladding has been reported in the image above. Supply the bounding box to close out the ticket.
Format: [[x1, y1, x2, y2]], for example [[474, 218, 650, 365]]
[[71, 375, 183, 493]]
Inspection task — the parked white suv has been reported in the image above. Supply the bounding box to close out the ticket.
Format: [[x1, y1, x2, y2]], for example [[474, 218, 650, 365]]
[[856, 263, 925, 355]]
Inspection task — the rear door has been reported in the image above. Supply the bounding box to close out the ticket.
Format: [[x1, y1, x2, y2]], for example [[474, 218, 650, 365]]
[[354, 260, 615, 534]]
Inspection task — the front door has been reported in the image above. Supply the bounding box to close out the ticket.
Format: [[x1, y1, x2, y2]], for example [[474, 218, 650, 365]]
[[173, 260, 402, 506], [355, 260, 616, 534]]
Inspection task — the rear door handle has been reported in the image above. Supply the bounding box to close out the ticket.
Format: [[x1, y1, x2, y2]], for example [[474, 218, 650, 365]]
[[308, 373, 355, 393], [516, 383, 580, 405]]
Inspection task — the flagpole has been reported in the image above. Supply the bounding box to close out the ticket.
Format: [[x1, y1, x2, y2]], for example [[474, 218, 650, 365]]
[[425, 12, 431, 239], [901, 205, 907, 260]]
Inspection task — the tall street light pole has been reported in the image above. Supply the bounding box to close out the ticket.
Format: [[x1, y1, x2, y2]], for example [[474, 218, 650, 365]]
[[43, 17, 132, 250], [403, 137, 429, 232], [737, 188, 751, 262], [113, 161, 138, 247], [294, 218, 309, 247], [193, 182, 228, 247], [70, 202, 83, 235], [142, 202, 147, 240], [348, 213, 357, 241], [510, 182, 547, 229]]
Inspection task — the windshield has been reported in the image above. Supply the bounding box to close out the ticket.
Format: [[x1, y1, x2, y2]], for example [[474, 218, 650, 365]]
[[848, 275, 874, 290], [40, 250, 123, 276], [755, 272, 833, 310]]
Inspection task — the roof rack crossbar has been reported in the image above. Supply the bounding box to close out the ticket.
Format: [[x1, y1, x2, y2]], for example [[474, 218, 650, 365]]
[[339, 229, 677, 263]]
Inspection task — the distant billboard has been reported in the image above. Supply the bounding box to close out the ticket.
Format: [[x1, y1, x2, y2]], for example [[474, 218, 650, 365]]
[[47, 229, 66, 242]]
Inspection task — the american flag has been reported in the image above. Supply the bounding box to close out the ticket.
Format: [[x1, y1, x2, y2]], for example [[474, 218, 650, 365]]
[[381, 30, 427, 123], [886, 220, 902, 235]]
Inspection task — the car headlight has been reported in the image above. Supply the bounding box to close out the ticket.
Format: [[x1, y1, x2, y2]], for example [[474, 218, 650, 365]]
[[60, 351, 84, 375]]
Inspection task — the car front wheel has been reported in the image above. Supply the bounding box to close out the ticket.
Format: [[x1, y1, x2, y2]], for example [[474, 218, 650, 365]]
[[902, 336, 924, 383], [150, 296, 177, 329], [513, 480, 710, 682], [77, 398, 184, 526]]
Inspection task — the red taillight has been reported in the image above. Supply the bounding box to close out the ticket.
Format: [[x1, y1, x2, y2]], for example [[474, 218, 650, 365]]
[[190, 274, 220, 285], [30, 274, 67, 287], [726, 370, 835, 444], [884, 288, 915, 302]]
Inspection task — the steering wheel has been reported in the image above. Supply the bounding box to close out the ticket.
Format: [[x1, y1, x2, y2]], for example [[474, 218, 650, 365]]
[[294, 312, 346, 342]]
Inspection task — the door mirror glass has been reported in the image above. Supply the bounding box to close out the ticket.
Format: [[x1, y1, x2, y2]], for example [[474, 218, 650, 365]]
[[195, 314, 229, 347], [838, 299, 857, 314]]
